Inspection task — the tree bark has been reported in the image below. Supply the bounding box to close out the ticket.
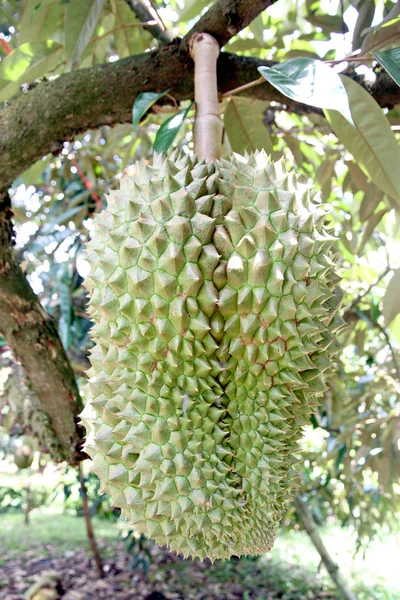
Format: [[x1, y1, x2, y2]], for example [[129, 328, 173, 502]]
[[294, 494, 357, 600], [124, 0, 173, 43], [78, 462, 105, 579], [1, 0, 398, 188], [0, 190, 86, 464]]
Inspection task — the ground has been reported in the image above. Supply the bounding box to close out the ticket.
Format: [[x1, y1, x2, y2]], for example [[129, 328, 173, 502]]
[[0, 512, 398, 600]]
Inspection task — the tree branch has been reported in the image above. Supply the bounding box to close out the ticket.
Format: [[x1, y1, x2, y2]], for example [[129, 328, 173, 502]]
[[1, 46, 398, 190], [294, 494, 357, 600], [0, 190, 86, 464], [124, 0, 173, 43], [187, 0, 277, 47]]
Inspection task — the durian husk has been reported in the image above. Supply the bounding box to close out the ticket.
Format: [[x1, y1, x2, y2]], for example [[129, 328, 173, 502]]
[[80, 151, 344, 561]]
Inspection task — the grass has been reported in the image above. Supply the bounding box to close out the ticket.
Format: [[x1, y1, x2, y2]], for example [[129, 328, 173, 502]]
[[1, 510, 399, 600], [0, 511, 118, 556]]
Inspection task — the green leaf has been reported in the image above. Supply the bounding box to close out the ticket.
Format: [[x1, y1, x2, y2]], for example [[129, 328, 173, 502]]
[[325, 76, 400, 207], [0, 41, 63, 102], [383, 268, 400, 325], [357, 207, 388, 253], [153, 104, 193, 154], [307, 14, 348, 34], [132, 90, 170, 130], [359, 183, 384, 222], [315, 157, 336, 200], [224, 97, 273, 155], [361, 4, 400, 53], [19, 0, 64, 44], [178, 0, 210, 21], [19, 156, 51, 186], [65, 0, 105, 69], [352, 0, 375, 51], [373, 47, 400, 86], [258, 59, 354, 126]]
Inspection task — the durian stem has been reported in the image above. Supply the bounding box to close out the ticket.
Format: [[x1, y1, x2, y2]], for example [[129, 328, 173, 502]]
[[189, 33, 223, 162]]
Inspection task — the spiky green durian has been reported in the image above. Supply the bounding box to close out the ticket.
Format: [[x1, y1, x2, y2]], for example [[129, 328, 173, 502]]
[[80, 150, 344, 561]]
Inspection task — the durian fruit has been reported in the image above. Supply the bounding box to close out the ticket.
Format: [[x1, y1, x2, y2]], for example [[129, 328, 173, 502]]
[[80, 150, 343, 561], [14, 443, 34, 469]]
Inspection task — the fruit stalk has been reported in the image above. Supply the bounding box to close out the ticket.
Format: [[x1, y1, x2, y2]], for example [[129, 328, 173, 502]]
[[189, 33, 223, 162]]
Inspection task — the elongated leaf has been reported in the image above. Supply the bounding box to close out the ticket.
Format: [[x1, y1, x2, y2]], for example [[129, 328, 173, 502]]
[[352, 0, 375, 51], [178, 0, 210, 21], [153, 104, 193, 154], [65, 0, 105, 69], [373, 47, 400, 86], [383, 268, 400, 325], [361, 3, 400, 53], [316, 158, 336, 200], [258, 59, 354, 126], [325, 76, 400, 207], [307, 14, 348, 34], [345, 160, 368, 193], [0, 41, 63, 102], [224, 97, 273, 155], [20, 0, 64, 44], [359, 183, 384, 222], [133, 90, 170, 130], [357, 207, 388, 253], [19, 156, 51, 186]]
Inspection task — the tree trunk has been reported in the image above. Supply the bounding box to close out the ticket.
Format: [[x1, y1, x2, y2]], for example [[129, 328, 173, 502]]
[[0, 190, 86, 464], [294, 494, 357, 600], [78, 463, 105, 579], [24, 482, 31, 525]]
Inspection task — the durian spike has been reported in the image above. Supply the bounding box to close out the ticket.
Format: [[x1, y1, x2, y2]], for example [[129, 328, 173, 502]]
[[189, 33, 223, 162]]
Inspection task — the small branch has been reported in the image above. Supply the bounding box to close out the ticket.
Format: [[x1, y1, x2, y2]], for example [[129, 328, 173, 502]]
[[345, 308, 400, 381], [326, 55, 375, 65], [89, 21, 157, 44], [147, 0, 169, 33], [71, 157, 102, 206], [0, 36, 12, 55], [190, 33, 222, 161], [78, 463, 105, 579], [24, 482, 31, 525], [221, 75, 265, 98], [375, 319, 400, 381], [348, 266, 391, 311], [124, 0, 173, 43], [294, 494, 357, 600]]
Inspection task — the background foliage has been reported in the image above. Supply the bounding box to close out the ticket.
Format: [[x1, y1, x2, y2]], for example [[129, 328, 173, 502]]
[[0, 0, 399, 582]]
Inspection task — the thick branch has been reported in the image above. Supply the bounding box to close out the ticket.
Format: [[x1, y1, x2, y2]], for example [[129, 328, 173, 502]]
[[187, 0, 277, 47], [1, 47, 398, 189], [124, 0, 173, 43], [0, 191, 85, 464], [294, 494, 357, 600]]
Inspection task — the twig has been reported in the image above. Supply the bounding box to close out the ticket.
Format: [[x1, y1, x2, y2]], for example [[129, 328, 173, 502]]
[[147, 0, 168, 32], [71, 157, 102, 206], [352, 309, 400, 381], [124, 0, 172, 43], [348, 266, 391, 311], [90, 21, 157, 45], [375, 319, 400, 381], [294, 494, 357, 600], [78, 463, 105, 579], [221, 76, 265, 98], [0, 36, 12, 55], [326, 56, 375, 65]]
